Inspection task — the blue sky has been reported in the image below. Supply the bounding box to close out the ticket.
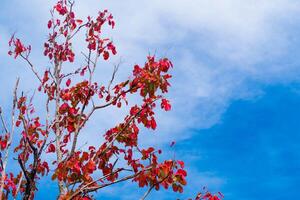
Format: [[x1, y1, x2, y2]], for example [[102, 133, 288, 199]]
[[1, 0, 300, 199]]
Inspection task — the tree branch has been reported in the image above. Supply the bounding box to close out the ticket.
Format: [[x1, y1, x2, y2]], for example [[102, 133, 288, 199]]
[[140, 161, 174, 200], [0, 78, 19, 199], [19, 55, 43, 84], [68, 167, 152, 199]]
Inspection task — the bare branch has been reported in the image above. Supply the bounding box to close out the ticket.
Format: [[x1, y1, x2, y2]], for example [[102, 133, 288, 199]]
[[108, 60, 122, 92], [0, 108, 9, 133], [67, 168, 124, 199], [19, 55, 43, 84], [17, 157, 30, 184], [140, 185, 155, 200], [81, 51, 95, 66], [68, 23, 89, 40], [13, 172, 24, 200], [68, 167, 152, 199], [85, 170, 142, 193], [0, 78, 20, 199], [38, 98, 50, 157]]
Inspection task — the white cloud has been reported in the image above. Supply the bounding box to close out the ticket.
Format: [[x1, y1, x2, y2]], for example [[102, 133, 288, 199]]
[[1, 0, 300, 141], [2, 0, 300, 198]]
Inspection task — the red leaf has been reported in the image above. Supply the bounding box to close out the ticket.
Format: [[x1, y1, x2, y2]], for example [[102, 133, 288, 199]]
[[150, 118, 157, 130], [177, 160, 185, 168], [47, 20, 52, 29], [47, 144, 56, 153], [103, 51, 109, 60], [59, 103, 69, 114], [80, 66, 88, 76], [16, 120, 21, 127], [76, 19, 83, 24], [161, 99, 171, 111], [177, 169, 187, 177], [66, 79, 71, 87]]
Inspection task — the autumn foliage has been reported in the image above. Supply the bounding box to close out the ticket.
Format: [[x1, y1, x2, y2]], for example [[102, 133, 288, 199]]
[[0, 1, 223, 200]]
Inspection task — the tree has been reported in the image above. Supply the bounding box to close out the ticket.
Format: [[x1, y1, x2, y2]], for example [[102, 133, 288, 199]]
[[0, 1, 223, 200]]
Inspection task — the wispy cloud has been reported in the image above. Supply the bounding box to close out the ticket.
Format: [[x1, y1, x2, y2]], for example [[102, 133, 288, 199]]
[[1, 0, 300, 134], [1, 1, 300, 198]]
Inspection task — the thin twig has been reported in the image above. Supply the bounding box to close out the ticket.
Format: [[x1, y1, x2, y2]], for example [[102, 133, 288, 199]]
[[68, 167, 152, 199], [19, 55, 43, 84], [108, 60, 122, 92], [67, 168, 124, 199]]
